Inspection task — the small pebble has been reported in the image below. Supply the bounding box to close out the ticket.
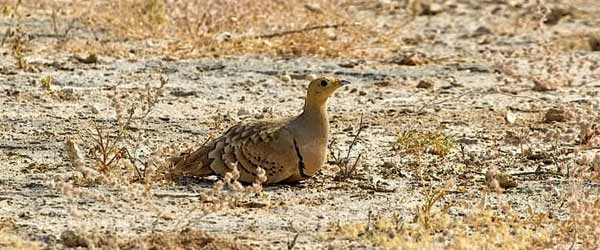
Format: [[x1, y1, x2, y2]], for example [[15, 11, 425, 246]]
[[90, 105, 100, 114], [305, 74, 317, 81], [238, 108, 250, 116], [416, 79, 434, 89], [280, 74, 292, 82], [382, 161, 395, 168]]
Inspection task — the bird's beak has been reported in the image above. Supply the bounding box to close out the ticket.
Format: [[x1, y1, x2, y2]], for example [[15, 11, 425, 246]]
[[340, 80, 351, 86]]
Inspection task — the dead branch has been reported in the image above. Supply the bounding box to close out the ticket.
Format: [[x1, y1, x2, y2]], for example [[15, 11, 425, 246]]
[[358, 183, 396, 193], [511, 171, 563, 177], [249, 23, 356, 40]]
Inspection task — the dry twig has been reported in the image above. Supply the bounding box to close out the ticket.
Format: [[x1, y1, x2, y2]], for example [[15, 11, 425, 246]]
[[330, 113, 365, 181], [249, 23, 356, 39]]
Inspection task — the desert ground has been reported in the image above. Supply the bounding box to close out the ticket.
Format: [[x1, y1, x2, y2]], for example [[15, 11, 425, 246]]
[[1, 0, 599, 249]]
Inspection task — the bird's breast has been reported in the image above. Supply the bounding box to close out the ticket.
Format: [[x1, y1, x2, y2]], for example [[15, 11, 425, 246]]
[[298, 139, 327, 176]]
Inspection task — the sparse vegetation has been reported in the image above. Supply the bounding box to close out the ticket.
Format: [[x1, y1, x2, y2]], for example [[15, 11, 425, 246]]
[[59, 227, 250, 250], [39, 76, 53, 91], [66, 75, 170, 185], [397, 130, 455, 157], [0, 217, 42, 250], [2, 0, 31, 71], [329, 184, 600, 249], [329, 113, 365, 181]]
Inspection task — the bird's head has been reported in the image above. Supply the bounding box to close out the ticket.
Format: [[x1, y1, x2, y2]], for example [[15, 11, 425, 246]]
[[305, 77, 350, 106]]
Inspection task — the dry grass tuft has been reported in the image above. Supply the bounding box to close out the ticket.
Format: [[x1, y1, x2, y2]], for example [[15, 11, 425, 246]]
[[18, 0, 377, 58], [0, 217, 42, 250], [0, 232, 42, 250], [1, 0, 33, 71], [397, 130, 455, 157], [65, 75, 169, 185], [329, 184, 600, 249], [413, 182, 454, 230], [61, 228, 250, 250]]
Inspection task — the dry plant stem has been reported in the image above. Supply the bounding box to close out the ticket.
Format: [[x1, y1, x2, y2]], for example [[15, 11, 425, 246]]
[[417, 184, 452, 229], [358, 183, 395, 193], [346, 114, 364, 163], [249, 23, 355, 39], [87, 85, 141, 176], [112, 76, 167, 180], [51, 8, 58, 36], [511, 170, 562, 177], [330, 113, 364, 180], [50, 8, 78, 43], [287, 233, 300, 250], [0, 0, 21, 47], [90, 122, 125, 174]]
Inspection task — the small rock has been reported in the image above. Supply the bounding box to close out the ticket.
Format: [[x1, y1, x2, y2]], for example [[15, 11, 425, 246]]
[[262, 107, 273, 113], [418, 2, 444, 15], [589, 36, 600, 51], [238, 108, 251, 116], [73, 53, 98, 64], [90, 105, 100, 114], [61, 230, 87, 248], [485, 168, 517, 192], [5, 89, 20, 96], [216, 32, 232, 42], [339, 60, 364, 68], [544, 108, 573, 123], [305, 74, 317, 81], [325, 28, 337, 40], [388, 52, 429, 66], [169, 89, 196, 97], [497, 174, 517, 189], [507, 0, 524, 7], [458, 138, 478, 145], [472, 26, 493, 37], [304, 3, 322, 13], [262, 40, 272, 47], [593, 154, 600, 172], [533, 78, 558, 92], [280, 74, 292, 83], [382, 161, 395, 168], [374, 81, 391, 87], [544, 7, 572, 25], [505, 111, 517, 124], [359, 90, 368, 96], [416, 79, 434, 89]]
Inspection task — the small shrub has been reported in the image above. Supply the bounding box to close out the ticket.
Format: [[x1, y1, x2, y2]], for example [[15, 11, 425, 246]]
[[397, 130, 455, 157]]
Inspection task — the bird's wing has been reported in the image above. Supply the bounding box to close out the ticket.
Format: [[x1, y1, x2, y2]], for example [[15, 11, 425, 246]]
[[214, 118, 303, 183], [172, 118, 303, 184]]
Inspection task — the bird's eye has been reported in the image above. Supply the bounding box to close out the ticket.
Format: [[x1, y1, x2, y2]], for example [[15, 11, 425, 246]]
[[320, 80, 328, 87]]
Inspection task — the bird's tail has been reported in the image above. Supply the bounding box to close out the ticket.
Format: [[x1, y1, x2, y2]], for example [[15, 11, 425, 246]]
[[169, 143, 215, 178]]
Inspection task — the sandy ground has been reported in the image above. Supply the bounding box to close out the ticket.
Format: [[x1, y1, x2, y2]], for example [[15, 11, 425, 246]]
[[1, 0, 600, 249]]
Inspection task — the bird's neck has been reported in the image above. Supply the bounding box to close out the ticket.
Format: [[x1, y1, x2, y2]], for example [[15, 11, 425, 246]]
[[303, 98, 327, 114], [300, 100, 329, 135]]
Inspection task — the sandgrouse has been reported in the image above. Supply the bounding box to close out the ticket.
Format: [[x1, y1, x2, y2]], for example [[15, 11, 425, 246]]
[[170, 77, 350, 184]]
